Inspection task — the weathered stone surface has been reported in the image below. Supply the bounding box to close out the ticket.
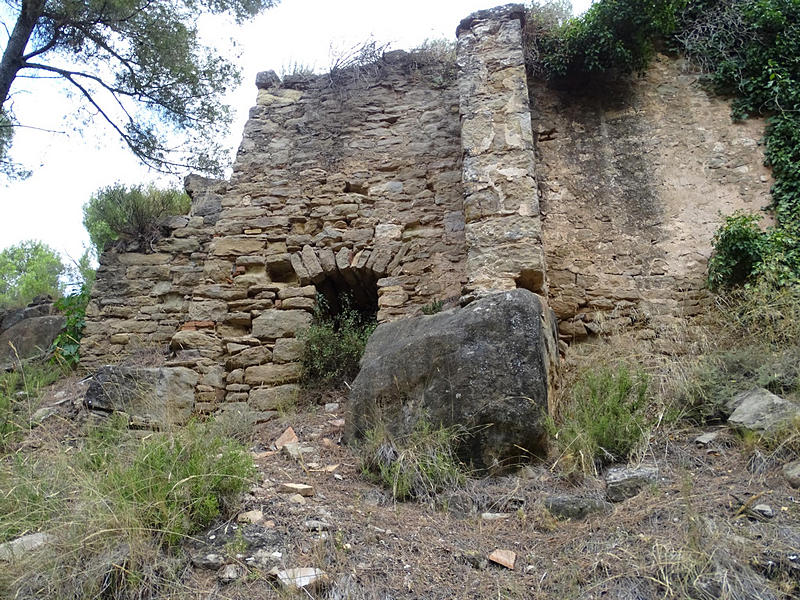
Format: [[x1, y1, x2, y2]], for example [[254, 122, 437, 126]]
[[245, 362, 302, 386], [544, 496, 613, 520], [225, 345, 272, 370], [250, 384, 300, 410], [727, 388, 800, 433], [273, 337, 305, 364], [605, 466, 659, 503], [347, 289, 558, 472], [0, 314, 65, 367], [0, 532, 55, 561], [84, 366, 198, 426], [783, 460, 800, 489], [252, 309, 312, 340]]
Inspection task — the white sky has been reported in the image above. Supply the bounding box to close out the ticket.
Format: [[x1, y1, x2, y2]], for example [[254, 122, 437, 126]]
[[0, 1, 592, 265]]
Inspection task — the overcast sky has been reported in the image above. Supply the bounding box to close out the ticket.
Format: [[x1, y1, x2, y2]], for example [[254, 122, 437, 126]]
[[0, 0, 592, 265]]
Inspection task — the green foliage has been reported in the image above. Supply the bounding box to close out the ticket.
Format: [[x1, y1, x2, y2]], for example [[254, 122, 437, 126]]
[[82, 183, 191, 254], [1, 0, 276, 175], [421, 299, 444, 315], [300, 294, 376, 388], [526, 0, 685, 80], [707, 212, 767, 289], [360, 419, 468, 501], [548, 365, 648, 474], [0, 240, 64, 309], [675, 0, 800, 289], [51, 283, 90, 369]]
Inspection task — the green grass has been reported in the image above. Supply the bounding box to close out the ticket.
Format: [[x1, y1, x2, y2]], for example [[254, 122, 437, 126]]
[[0, 361, 63, 451], [0, 416, 256, 598], [548, 365, 649, 475], [360, 419, 468, 501]]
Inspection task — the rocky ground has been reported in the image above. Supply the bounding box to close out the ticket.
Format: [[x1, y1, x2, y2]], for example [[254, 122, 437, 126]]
[[4, 372, 800, 600]]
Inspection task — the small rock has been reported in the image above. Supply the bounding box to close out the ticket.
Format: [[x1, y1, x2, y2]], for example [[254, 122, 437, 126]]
[[192, 553, 226, 570], [328, 419, 345, 428], [605, 466, 659, 502], [273, 567, 328, 590], [237, 509, 264, 524], [727, 388, 800, 432], [463, 551, 488, 570], [251, 549, 279, 567], [694, 431, 720, 446], [0, 532, 55, 561], [481, 512, 512, 521], [279, 482, 315, 496], [217, 563, 243, 584], [282, 442, 315, 461], [783, 460, 800, 488], [324, 402, 340, 413], [31, 406, 57, 424], [754, 504, 774, 519], [488, 549, 516, 570], [304, 519, 331, 531], [288, 494, 307, 505], [544, 496, 613, 520], [275, 426, 298, 449]]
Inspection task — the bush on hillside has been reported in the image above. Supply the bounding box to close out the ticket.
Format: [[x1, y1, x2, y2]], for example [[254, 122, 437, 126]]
[[83, 183, 191, 254], [0, 240, 64, 309]]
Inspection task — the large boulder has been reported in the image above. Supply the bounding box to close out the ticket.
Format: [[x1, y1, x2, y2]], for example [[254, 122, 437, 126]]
[[727, 388, 800, 433], [0, 314, 65, 369], [84, 365, 198, 427], [346, 289, 558, 473]]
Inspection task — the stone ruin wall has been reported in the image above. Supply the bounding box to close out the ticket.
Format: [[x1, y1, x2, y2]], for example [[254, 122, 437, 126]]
[[531, 57, 773, 343], [80, 3, 773, 415], [81, 4, 546, 416]]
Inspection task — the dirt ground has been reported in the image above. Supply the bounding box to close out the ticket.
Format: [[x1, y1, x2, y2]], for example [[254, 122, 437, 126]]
[[11, 373, 800, 600], [176, 391, 800, 600]]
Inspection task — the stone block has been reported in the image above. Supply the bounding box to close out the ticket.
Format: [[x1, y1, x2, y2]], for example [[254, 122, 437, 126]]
[[273, 337, 305, 364], [244, 363, 302, 386], [252, 309, 312, 340], [250, 384, 300, 410]]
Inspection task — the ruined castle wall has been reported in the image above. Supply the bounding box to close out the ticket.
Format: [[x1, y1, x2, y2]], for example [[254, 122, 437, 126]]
[[81, 50, 469, 414], [531, 56, 773, 341]]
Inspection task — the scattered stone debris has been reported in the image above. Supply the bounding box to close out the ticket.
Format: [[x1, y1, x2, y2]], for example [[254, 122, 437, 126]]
[[192, 552, 225, 570], [754, 504, 775, 519], [694, 431, 720, 446], [288, 493, 307, 505], [275, 426, 298, 449], [488, 549, 516, 570], [271, 567, 328, 591], [0, 532, 55, 561], [279, 482, 315, 496], [605, 466, 659, 502], [324, 402, 340, 413], [543, 496, 613, 520], [282, 441, 315, 461], [783, 460, 800, 488], [481, 512, 512, 521], [304, 519, 331, 531], [217, 563, 243, 584], [238, 509, 264, 524]]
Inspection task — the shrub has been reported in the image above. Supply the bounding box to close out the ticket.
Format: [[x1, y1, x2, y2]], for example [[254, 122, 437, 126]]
[[707, 211, 767, 289], [82, 183, 191, 254], [548, 365, 648, 474], [360, 419, 468, 501], [525, 0, 684, 81], [300, 294, 376, 388], [51, 282, 91, 369]]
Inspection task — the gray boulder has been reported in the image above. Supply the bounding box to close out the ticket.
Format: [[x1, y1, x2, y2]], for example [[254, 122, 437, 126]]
[[543, 496, 613, 520], [85, 365, 197, 427], [346, 289, 558, 473], [0, 314, 65, 369], [727, 388, 800, 433]]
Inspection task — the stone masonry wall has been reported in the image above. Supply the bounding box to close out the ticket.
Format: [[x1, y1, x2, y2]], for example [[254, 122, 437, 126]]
[[530, 56, 773, 342], [81, 3, 773, 415]]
